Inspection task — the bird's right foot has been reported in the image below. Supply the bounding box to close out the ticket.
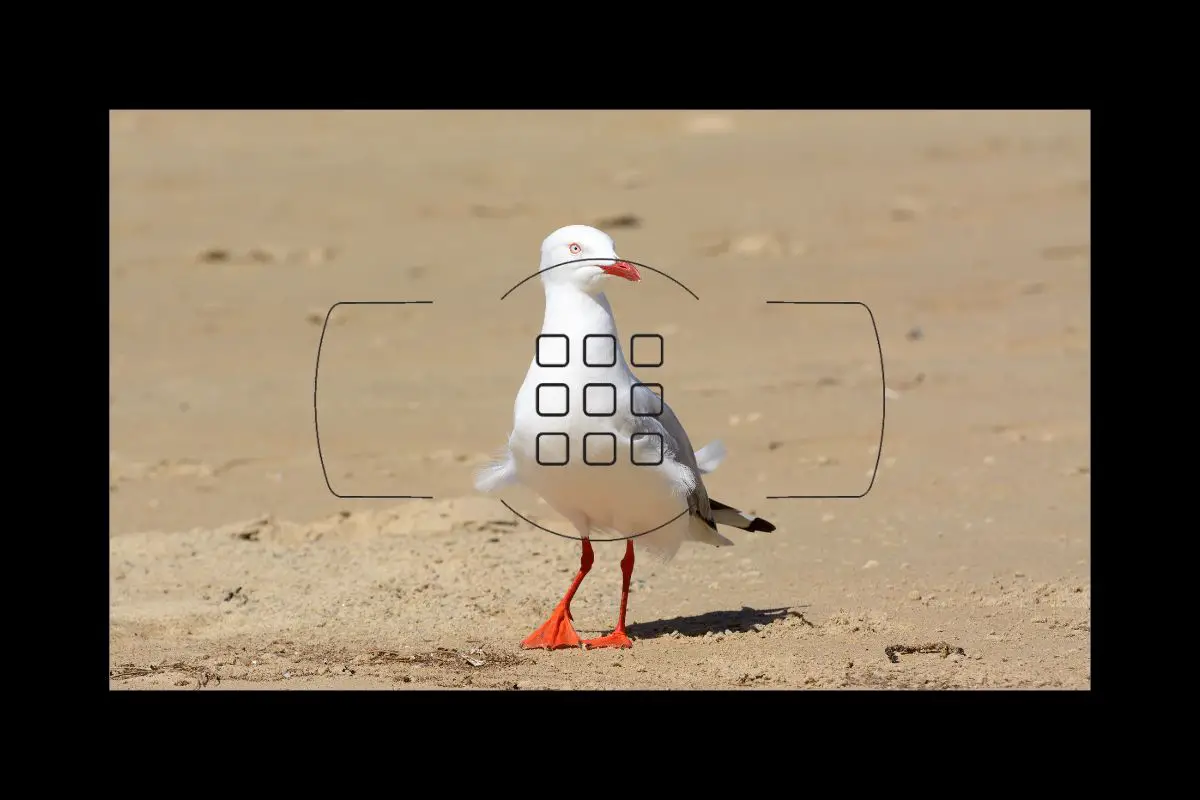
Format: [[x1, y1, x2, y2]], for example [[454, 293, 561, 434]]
[[520, 604, 582, 650]]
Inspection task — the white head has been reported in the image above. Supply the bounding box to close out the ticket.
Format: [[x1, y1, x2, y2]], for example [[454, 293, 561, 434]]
[[538, 224, 642, 294]]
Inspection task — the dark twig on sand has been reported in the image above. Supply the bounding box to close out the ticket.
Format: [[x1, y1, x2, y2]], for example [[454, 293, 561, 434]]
[[788, 610, 816, 627], [109, 662, 221, 688], [885, 642, 966, 663]]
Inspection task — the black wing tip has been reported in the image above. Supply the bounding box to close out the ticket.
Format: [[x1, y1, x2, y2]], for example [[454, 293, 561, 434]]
[[709, 499, 776, 533], [749, 518, 776, 533]]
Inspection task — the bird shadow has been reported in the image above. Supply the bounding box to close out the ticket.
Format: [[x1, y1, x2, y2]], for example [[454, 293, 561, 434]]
[[626, 605, 813, 640]]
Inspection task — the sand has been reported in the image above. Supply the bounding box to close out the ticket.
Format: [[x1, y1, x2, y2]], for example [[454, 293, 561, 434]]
[[109, 110, 1090, 689]]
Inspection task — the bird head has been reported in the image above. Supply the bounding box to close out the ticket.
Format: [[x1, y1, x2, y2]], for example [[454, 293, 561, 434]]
[[538, 224, 641, 294]]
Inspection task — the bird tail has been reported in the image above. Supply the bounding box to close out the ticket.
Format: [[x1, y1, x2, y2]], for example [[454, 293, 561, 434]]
[[694, 440, 727, 474], [708, 499, 776, 533], [474, 452, 516, 493]]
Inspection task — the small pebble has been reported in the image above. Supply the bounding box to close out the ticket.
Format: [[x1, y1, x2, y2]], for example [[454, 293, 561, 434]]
[[731, 234, 784, 257], [890, 196, 925, 222], [249, 246, 283, 263], [908, 590, 922, 601], [197, 248, 231, 263], [595, 213, 642, 230], [305, 246, 336, 265]]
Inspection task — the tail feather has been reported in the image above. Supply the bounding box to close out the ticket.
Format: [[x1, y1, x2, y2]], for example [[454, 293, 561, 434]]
[[694, 440, 727, 474], [474, 452, 516, 493], [708, 499, 776, 533]]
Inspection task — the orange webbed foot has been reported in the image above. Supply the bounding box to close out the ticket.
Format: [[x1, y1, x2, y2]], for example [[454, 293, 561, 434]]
[[583, 630, 633, 649], [520, 605, 582, 650]]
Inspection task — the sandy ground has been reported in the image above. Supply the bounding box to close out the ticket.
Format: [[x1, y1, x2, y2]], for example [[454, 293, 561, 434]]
[[109, 110, 1090, 690]]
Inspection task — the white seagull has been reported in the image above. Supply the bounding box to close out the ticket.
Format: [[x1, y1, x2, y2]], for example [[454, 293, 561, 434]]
[[476, 224, 775, 650]]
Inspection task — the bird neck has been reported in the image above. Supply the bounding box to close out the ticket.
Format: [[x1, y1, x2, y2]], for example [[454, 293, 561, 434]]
[[541, 285, 618, 336]]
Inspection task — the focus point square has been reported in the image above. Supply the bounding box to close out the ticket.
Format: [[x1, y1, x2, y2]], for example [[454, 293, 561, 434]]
[[536, 333, 569, 367], [630, 382, 663, 417], [583, 432, 617, 466], [536, 383, 569, 417], [583, 334, 617, 368], [535, 432, 570, 466], [631, 432, 664, 466], [630, 333, 663, 368], [584, 382, 617, 416]]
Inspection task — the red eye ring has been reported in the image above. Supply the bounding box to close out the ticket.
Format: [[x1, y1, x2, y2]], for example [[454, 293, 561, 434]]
[[568, 242, 582, 255]]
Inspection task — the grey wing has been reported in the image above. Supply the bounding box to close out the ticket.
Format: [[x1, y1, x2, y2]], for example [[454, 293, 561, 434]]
[[630, 385, 715, 526]]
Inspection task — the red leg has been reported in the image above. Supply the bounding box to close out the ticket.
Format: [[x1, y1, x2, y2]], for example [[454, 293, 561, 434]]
[[521, 539, 594, 650], [584, 540, 635, 649]]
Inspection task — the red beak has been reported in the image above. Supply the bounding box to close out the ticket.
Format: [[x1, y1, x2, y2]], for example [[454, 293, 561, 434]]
[[601, 260, 642, 282]]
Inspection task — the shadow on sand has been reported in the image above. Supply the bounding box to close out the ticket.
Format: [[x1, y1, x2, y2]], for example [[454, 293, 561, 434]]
[[626, 606, 812, 640]]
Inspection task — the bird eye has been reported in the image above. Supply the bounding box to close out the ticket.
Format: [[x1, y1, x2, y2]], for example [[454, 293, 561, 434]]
[[568, 243, 582, 255]]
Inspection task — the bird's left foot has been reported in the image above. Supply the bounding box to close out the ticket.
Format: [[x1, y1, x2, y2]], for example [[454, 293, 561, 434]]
[[520, 604, 582, 650], [583, 630, 633, 649]]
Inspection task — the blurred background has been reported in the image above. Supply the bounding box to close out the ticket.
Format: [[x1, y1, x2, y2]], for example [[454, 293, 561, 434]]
[[109, 111, 1090, 689]]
